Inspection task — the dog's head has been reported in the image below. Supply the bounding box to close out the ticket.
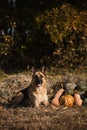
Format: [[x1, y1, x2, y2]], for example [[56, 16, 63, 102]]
[[31, 67, 46, 88]]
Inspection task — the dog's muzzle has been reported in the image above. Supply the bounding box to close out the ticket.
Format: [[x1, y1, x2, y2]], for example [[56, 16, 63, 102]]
[[34, 75, 43, 87]]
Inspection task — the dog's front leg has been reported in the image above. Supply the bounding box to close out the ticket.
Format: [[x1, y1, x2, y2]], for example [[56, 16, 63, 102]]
[[34, 101, 40, 107], [41, 95, 49, 106]]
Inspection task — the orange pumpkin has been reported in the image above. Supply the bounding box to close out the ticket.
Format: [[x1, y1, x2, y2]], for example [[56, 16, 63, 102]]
[[60, 95, 74, 107]]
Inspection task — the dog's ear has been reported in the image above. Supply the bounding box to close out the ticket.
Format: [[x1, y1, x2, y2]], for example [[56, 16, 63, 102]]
[[32, 67, 36, 75], [41, 66, 46, 75]]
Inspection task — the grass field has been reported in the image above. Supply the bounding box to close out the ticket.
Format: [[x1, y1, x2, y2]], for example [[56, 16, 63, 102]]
[[0, 69, 87, 130]]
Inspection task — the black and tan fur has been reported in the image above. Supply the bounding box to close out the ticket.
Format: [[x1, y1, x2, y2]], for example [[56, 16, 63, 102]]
[[9, 67, 49, 107]]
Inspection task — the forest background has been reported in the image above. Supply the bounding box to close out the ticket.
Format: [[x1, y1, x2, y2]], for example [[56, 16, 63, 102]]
[[0, 1, 87, 130], [0, 0, 87, 72]]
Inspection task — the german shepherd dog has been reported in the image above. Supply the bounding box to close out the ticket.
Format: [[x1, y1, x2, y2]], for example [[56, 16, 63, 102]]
[[9, 67, 49, 107]]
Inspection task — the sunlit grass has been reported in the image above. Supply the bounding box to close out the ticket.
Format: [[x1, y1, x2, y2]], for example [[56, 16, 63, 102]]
[[0, 70, 8, 81]]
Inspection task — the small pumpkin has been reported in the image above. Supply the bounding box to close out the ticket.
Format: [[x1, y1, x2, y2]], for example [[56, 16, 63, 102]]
[[60, 95, 74, 107]]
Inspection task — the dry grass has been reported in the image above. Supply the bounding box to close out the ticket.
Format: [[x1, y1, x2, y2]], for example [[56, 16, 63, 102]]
[[0, 69, 87, 130], [0, 70, 8, 81], [0, 106, 87, 130]]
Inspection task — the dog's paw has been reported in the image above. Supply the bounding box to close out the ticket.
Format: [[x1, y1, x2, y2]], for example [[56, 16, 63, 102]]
[[41, 101, 49, 107]]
